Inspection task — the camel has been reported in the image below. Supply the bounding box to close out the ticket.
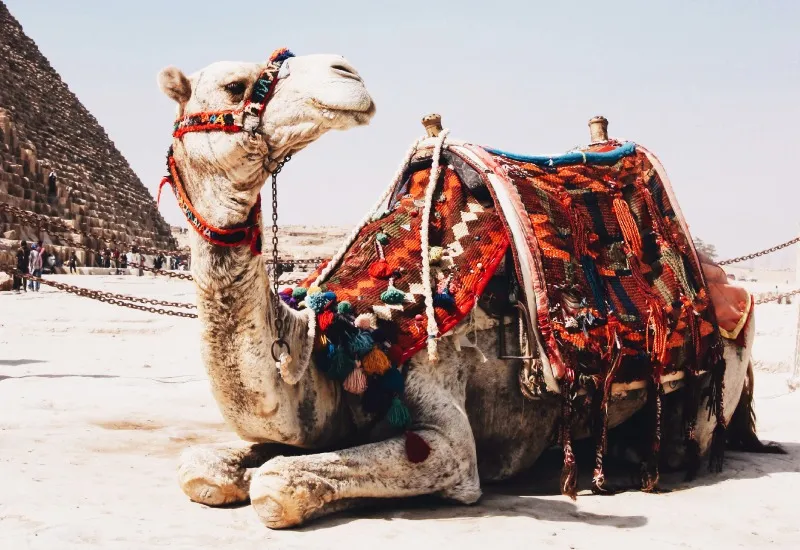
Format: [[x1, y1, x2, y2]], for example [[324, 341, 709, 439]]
[[158, 51, 776, 529]]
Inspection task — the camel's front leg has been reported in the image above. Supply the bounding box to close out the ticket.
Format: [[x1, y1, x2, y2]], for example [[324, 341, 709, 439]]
[[249, 362, 481, 528], [179, 440, 300, 506]]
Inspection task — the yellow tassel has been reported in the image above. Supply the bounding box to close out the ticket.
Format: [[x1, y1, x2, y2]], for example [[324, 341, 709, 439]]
[[313, 333, 328, 352], [362, 348, 391, 375]]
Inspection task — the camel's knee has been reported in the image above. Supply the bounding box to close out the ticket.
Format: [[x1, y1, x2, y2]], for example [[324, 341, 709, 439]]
[[250, 456, 334, 529], [178, 444, 250, 506]]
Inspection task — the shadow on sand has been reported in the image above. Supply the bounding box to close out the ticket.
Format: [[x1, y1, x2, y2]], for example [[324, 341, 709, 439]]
[[298, 435, 799, 531]]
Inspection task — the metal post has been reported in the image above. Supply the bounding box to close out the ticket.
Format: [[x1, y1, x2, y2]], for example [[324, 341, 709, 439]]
[[790, 228, 800, 390], [422, 113, 443, 137], [588, 116, 609, 143]]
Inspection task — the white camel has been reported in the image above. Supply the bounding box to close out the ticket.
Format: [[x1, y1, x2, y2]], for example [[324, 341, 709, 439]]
[[158, 52, 776, 529]]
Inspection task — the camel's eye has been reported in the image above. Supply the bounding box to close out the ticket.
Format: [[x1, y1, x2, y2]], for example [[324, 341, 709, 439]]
[[224, 81, 246, 96]]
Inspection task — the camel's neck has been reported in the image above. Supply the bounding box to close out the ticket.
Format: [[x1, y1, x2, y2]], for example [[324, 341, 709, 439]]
[[179, 152, 346, 445]]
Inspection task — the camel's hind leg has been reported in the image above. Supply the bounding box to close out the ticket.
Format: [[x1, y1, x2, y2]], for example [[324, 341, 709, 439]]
[[693, 319, 755, 460], [178, 441, 298, 506], [726, 361, 786, 454], [249, 360, 481, 529]]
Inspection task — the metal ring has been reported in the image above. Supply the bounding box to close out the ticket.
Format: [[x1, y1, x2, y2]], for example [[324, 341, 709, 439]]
[[271, 339, 291, 361]]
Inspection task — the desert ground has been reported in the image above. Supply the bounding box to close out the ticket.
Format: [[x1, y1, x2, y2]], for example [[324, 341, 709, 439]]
[[1, 274, 799, 549]]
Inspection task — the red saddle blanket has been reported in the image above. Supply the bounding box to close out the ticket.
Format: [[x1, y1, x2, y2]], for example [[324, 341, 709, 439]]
[[296, 140, 724, 389]]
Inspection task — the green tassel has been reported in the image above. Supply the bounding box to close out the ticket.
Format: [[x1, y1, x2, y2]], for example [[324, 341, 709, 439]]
[[376, 232, 390, 245], [387, 397, 411, 428], [381, 286, 406, 304], [337, 301, 352, 314], [328, 346, 355, 380], [292, 287, 308, 300]]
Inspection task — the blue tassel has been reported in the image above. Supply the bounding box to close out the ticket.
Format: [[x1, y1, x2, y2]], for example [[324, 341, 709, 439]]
[[348, 331, 375, 357], [581, 255, 607, 315], [307, 291, 337, 313], [380, 367, 405, 393], [433, 289, 456, 309]]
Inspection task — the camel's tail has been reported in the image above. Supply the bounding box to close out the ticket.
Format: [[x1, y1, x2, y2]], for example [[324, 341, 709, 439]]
[[726, 361, 787, 454]]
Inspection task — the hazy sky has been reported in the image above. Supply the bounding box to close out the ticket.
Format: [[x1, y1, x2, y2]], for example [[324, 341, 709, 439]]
[[6, 0, 799, 264]]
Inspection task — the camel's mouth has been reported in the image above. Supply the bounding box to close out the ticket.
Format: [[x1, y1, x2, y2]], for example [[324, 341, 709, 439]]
[[311, 98, 376, 123]]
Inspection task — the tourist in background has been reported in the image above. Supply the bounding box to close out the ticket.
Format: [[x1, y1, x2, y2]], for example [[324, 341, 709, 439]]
[[138, 251, 145, 276], [68, 252, 78, 274], [28, 242, 43, 291], [14, 240, 29, 292], [48, 170, 57, 195]]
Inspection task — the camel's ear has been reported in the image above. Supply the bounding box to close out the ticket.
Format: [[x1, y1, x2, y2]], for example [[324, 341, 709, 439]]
[[158, 66, 191, 105]]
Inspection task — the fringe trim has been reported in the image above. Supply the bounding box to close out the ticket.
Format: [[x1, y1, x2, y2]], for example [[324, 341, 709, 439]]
[[560, 378, 578, 500], [642, 377, 663, 492]]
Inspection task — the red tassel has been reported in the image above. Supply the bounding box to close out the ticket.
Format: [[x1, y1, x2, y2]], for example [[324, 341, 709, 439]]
[[613, 196, 643, 258], [405, 431, 431, 463], [317, 310, 335, 332], [387, 344, 404, 365], [368, 259, 394, 280], [157, 176, 173, 206], [280, 287, 293, 296]]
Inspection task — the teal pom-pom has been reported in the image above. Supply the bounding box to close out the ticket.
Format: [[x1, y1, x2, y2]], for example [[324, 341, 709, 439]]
[[306, 291, 337, 313], [387, 397, 411, 428], [337, 301, 352, 315], [380, 367, 404, 393], [348, 331, 375, 357], [376, 232, 390, 245], [328, 346, 355, 380], [381, 286, 406, 305], [292, 287, 308, 300]]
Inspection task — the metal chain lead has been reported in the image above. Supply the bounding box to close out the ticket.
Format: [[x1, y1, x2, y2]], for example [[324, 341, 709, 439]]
[[270, 155, 292, 361]]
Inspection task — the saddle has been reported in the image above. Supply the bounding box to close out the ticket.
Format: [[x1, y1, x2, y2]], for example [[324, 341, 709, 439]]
[[295, 136, 735, 396]]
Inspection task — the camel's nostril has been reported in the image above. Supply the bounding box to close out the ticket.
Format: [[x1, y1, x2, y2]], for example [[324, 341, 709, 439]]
[[331, 64, 361, 81]]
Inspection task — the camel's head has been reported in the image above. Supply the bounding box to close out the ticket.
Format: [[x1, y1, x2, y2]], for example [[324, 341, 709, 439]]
[[157, 52, 375, 223]]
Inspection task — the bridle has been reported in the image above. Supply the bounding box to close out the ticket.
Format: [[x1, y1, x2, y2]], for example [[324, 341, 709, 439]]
[[159, 47, 296, 364]]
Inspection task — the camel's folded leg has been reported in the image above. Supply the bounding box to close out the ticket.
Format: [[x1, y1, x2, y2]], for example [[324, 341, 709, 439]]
[[249, 367, 481, 529], [179, 441, 298, 506]]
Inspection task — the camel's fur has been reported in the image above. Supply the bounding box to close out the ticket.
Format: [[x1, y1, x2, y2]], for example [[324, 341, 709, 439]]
[[160, 54, 760, 529]]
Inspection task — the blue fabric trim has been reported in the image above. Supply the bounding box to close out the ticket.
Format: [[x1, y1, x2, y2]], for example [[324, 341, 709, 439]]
[[484, 142, 636, 167]]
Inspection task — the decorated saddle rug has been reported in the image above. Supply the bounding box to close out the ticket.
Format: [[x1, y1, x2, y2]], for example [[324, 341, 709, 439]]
[[282, 135, 730, 485]]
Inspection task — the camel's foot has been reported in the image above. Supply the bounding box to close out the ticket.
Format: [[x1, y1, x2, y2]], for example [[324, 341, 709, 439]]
[[249, 456, 334, 528], [178, 441, 290, 506], [249, 428, 481, 529]]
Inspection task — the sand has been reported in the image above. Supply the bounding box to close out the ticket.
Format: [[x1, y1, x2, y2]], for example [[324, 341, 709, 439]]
[[1, 275, 799, 549]]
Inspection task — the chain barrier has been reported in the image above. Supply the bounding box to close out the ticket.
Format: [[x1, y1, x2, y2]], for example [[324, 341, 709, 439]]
[[755, 288, 800, 305], [0, 265, 198, 317], [1, 202, 322, 281], [718, 236, 800, 266]]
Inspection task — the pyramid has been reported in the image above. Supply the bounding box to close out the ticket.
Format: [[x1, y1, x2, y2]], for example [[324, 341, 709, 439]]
[[0, 1, 176, 269]]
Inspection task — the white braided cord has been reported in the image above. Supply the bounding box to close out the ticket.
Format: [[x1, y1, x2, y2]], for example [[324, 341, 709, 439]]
[[420, 129, 450, 362]]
